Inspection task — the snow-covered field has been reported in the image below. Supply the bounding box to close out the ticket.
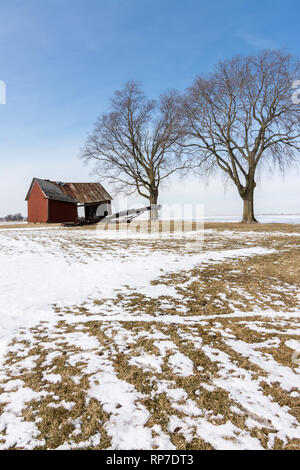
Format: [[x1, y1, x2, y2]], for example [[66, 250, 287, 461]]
[[0, 225, 299, 450]]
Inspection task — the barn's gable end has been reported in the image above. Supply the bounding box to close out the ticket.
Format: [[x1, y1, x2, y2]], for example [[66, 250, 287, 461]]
[[27, 181, 49, 223]]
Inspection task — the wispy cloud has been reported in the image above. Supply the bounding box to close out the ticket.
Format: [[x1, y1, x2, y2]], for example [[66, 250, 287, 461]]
[[238, 31, 278, 50]]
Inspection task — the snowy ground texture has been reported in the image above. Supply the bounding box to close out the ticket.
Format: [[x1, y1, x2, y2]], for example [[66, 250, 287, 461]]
[[0, 223, 299, 450]]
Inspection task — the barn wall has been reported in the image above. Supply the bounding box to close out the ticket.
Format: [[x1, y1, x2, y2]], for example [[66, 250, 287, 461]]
[[48, 200, 78, 223], [27, 182, 48, 223]]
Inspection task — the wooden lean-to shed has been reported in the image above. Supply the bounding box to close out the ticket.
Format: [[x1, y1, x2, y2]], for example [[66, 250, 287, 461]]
[[25, 178, 112, 223]]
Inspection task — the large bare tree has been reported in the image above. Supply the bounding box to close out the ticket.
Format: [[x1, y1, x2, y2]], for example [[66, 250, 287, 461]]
[[183, 50, 300, 223], [82, 81, 186, 219]]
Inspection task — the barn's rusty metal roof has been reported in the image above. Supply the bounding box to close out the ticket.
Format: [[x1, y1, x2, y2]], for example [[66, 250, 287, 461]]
[[25, 178, 112, 204], [61, 182, 112, 204]]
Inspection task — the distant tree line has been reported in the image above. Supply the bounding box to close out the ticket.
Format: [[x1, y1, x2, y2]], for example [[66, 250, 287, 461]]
[[82, 50, 300, 223], [0, 213, 24, 222]]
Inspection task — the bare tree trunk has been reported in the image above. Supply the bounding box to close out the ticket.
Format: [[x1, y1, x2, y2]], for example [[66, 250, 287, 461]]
[[149, 189, 159, 221], [241, 183, 258, 224]]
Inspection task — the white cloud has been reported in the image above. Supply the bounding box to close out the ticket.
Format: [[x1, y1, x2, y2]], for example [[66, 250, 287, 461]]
[[237, 32, 277, 50]]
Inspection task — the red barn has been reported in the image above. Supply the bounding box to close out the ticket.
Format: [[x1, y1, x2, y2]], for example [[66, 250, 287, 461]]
[[25, 178, 112, 223]]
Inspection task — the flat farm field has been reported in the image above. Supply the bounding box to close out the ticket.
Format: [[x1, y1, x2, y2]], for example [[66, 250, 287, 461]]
[[0, 222, 299, 449]]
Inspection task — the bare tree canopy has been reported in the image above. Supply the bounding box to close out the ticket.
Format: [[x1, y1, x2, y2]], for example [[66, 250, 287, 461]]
[[183, 50, 300, 223], [82, 81, 186, 219]]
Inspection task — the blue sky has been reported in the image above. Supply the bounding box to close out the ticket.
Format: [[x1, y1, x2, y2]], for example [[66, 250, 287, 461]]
[[0, 0, 299, 217]]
